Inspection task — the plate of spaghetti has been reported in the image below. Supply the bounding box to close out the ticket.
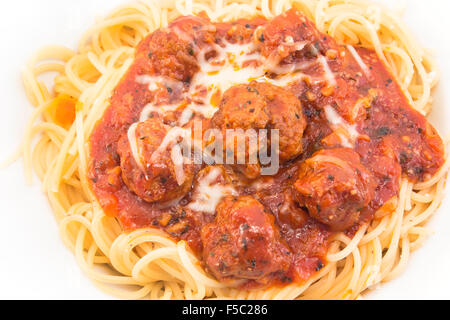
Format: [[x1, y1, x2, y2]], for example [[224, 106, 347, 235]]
[[1, 0, 450, 299]]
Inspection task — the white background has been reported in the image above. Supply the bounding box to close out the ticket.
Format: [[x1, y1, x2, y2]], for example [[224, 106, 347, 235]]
[[0, 0, 449, 300]]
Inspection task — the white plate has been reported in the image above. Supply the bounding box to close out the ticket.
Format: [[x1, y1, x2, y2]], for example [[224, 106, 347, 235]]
[[0, 0, 449, 300]]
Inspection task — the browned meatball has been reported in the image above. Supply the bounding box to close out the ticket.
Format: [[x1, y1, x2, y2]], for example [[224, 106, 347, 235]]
[[293, 148, 376, 231], [201, 196, 291, 281], [117, 118, 195, 203], [211, 81, 306, 178], [168, 14, 217, 49], [137, 29, 199, 83]]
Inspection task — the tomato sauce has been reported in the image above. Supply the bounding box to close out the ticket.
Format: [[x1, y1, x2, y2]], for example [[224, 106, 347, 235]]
[[88, 9, 444, 288]]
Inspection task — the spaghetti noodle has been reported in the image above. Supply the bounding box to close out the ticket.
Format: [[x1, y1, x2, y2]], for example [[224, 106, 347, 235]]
[[17, 0, 449, 299]]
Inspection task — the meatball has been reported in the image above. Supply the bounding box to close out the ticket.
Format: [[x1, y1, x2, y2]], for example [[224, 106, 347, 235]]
[[117, 118, 195, 203], [168, 14, 217, 49], [137, 29, 199, 83], [201, 196, 291, 281], [136, 14, 221, 83], [211, 81, 306, 178], [293, 148, 376, 231]]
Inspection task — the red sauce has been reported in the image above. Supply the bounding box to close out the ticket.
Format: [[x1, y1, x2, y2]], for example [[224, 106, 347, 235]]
[[88, 9, 444, 288]]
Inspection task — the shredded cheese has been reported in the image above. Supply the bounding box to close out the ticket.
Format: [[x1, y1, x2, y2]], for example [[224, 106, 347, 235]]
[[171, 144, 186, 185], [187, 167, 237, 213], [347, 45, 371, 78], [150, 127, 190, 163], [318, 55, 337, 87], [127, 123, 144, 170], [127, 124, 193, 185]]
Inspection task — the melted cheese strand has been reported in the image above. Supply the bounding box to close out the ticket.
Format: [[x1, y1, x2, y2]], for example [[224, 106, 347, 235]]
[[187, 167, 237, 213], [127, 123, 144, 171], [324, 105, 361, 148], [347, 44, 371, 77]]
